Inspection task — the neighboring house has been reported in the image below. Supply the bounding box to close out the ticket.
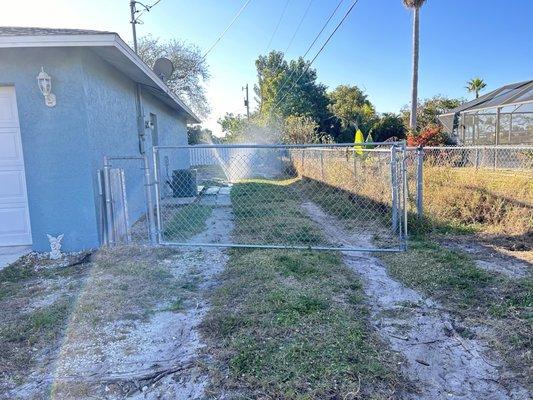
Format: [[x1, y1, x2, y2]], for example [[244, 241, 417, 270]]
[[0, 27, 199, 252], [439, 80, 533, 145]]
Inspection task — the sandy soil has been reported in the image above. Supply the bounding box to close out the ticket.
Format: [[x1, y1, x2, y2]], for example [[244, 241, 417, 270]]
[[52, 205, 233, 400], [301, 201, 530, 400], [3, 203, 233, 400], [438, 236, 532, 279]]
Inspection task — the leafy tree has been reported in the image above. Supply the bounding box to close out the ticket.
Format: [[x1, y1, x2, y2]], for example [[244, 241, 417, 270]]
[[187, 126, 217, 144], [466, 77, 487, 99], [403, 0, 427, 131], [218, 113, 280, 143], [370, 113, 406, 142], [217, 113, 249, 143], [254, 51, 330, 124], [327, 85, 377, 139], [137, 35, 210, 119], [401, 95, 464, 133]]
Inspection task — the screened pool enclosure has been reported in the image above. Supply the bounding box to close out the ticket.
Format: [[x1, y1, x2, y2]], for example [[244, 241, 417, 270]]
[[439, 80, 533, 145]]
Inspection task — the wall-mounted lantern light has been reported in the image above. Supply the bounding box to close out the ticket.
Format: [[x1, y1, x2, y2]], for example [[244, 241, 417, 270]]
[[36, 67, 56, 107]]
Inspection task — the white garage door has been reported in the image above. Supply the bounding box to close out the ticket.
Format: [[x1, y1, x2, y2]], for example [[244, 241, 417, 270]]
[[0, 86, 32, 246]]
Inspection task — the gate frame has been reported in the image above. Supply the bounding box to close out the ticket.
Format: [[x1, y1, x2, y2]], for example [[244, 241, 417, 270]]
[[152, 142, 408, 252], [102, 154, 157, 246]]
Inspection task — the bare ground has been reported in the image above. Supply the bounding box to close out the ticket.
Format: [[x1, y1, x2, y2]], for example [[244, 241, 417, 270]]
[[437, 235, 532, 279], [1, 205, 233, 400], [301, 201, 530, 400]]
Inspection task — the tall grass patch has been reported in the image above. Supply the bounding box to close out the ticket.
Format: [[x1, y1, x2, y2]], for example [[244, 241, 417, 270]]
[[421, 167, 532, 235]]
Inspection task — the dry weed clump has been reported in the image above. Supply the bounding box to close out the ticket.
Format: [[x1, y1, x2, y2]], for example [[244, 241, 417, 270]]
[[291, 149, 532, 236], [423, 167, 532, 235]]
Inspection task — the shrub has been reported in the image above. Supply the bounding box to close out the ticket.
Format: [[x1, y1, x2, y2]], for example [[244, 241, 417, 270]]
[[282, 115, 319, 144], [370, 113, 406, 142], [407, 124, 451, 147]]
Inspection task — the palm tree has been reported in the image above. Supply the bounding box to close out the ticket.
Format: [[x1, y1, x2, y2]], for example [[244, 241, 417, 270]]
[[466, 78, 487, 99], [403, 0, 427, 132]]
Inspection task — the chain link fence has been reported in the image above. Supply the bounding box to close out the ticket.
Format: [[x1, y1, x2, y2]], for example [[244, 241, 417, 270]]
[[152, 144, 408, 252], [100, 145, 531, 250], [405, 145, 533, 234]]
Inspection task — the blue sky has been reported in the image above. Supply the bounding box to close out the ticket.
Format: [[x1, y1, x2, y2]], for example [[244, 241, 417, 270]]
[[2, 0, 532, 135]]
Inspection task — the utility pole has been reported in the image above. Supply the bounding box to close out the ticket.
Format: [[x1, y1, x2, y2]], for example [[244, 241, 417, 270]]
[[129, 1, 138, 53], [242, 83, 250, 119]]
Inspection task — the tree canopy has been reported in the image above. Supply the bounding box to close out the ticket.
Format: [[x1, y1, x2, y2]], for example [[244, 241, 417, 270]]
[[254, 51, 329, 124], [137, 35, 210, 119], [401, 95, 464, 133], [466, 78, 487, 99], [327, 85, 376, 131]]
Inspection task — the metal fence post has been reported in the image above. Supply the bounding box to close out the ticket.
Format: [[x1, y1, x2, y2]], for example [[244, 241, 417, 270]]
[[416, 146, 424, 219], [353, 151, 357, 179], [390, 145, 398, 232], [320, 151, 325, 181], [102, 156, 115, 246], [152, 147, 163, 244], [142, 154, 157, 245], [401, 142, 408, 249]]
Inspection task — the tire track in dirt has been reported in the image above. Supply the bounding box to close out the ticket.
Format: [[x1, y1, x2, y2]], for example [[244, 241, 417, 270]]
[[301, 201, 530, 400]]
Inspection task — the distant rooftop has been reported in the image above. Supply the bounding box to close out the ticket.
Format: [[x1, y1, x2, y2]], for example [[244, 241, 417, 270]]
[[442, 80, 533, 116], [0, 27, 115, 36]]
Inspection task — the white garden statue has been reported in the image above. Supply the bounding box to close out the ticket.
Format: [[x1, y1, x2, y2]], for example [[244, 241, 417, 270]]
[[47, 234, 64, 260]]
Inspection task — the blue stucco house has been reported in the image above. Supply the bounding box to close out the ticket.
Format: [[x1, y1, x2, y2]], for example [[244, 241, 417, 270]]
[[0, 27, 199, 252]]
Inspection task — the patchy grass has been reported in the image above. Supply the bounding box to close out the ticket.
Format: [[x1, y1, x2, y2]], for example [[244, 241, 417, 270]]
[[0, 254, 89, 395], [202, 179, 407, 399], [379, 238, 532, 386], [163, 204, 213, 241], [0, 247, 198, 398], [231, 179, 324, 246], [72, 246, 181, 325], [291, 171, 532, 386], [1, 299, 74, 380]]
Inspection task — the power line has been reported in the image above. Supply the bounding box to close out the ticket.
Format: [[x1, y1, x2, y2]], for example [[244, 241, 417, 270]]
[[265, 0, 291, 52], [203, 0, 253, 59], [272, 0, 360, 113], [134, 0, 163, 22], [269, 0, 345, 111], [284, 0, 314, 54], [301, 0, 344, 59]]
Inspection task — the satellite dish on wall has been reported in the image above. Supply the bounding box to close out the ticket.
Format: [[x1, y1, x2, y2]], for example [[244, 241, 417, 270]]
[[153, 57, 174, 82]]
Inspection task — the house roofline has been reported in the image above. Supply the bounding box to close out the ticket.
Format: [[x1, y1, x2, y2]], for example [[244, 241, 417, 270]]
[[0, 32, 201, 123]]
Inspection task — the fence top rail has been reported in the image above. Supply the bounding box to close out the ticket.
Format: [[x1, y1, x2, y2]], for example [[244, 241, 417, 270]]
[[407, 145, 533, 151], [157, 141, 406, 150]]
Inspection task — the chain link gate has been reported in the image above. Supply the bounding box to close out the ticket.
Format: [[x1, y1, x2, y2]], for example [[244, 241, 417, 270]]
[[152, 143, 408, 252]]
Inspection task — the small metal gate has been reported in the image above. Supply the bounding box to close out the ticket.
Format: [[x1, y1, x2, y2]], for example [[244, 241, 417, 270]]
[[152, 143, 408, 252]]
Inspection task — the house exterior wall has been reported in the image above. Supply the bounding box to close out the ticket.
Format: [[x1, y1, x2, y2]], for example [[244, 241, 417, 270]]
[[0, 47, 97, 252], [0, 46, 190, 252], [80, 50, 190, 242]]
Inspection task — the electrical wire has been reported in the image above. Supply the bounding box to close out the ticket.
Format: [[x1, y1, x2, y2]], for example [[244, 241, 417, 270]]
[[134, 0, 164, 23], [265, 0, 291, 52], [301, 0, 344, 59], [202, 0, 253, 59], [284, 0, 314, 54], [269, 0, 345, 113], [272, 0, 359, 113]]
